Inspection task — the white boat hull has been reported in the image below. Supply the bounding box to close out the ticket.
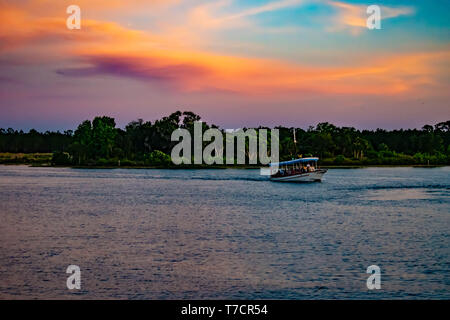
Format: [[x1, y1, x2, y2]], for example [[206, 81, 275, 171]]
[[270, 169, 327, 182]]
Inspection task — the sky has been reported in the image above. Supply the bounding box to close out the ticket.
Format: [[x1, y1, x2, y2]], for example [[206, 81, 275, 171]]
[[0, 0, 449, 131]]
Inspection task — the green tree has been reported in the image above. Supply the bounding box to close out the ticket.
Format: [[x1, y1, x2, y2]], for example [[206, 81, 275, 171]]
[[71, 120, 92, 164], [145, 150, 171, 166], [92, 116, 117, 159]]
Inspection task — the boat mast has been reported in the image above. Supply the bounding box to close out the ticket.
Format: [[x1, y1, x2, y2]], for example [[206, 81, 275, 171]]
[[292, 128, 298, 160]]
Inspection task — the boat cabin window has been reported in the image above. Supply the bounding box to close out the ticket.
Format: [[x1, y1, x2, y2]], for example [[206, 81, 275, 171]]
[[270, 159, 318, 176]]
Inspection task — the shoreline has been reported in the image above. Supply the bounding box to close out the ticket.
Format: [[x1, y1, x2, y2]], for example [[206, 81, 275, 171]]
[[0, 163, 446, 169], [2, 152, 448, 168]]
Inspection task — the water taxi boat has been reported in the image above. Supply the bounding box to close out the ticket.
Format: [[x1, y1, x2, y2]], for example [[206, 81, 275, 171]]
[[269, 157, 327, 182]]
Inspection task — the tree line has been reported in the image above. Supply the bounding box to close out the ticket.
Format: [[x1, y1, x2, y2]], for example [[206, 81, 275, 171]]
[[0, 111, 449, 166]]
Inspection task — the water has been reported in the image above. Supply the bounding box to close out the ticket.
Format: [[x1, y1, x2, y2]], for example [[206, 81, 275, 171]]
[[0, 165, 449, 299]]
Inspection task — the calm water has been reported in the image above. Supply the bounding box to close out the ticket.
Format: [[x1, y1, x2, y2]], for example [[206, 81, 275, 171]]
[[0, 165, 449, 299]]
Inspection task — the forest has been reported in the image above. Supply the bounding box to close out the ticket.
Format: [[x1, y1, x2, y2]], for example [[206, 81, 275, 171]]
[[0, 111, 449, 166]]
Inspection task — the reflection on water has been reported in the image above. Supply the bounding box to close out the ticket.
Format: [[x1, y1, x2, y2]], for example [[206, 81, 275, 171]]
[[0, 166, 449, 299], [366, 188, 437, 201]]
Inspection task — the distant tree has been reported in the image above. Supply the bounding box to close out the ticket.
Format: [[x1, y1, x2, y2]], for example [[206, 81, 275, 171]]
[[312, 132, 334, 158], [92, 116, 117, 159], [378, 143, 389, 152], [181, 111, 201, 129], [148, 111, 183, 154], [352, 137, 370, 159], [1, 113, 449, 166], [71, 120, 92, 164], [435, 121, 450, 132]]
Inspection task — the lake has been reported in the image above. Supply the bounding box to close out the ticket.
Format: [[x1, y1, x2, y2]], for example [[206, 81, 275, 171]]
[[0, 165, 449, 299]]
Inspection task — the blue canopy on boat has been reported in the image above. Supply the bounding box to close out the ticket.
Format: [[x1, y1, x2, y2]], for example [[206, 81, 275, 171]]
[[270, 157, 319, 167]]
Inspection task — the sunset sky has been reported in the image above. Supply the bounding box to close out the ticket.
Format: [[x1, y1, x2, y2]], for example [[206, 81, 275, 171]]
[[0, 0, 449, 130]]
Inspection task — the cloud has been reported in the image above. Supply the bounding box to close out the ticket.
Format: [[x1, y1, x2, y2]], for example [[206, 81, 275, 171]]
[[220, 0, 304, 21], [186, 0, 305, 31], [56, 55, 210, 89], [1, 0, 446, 99], [55, 46, 450, 97], [0, 4, 148, 53], [327, 1, 414, 33]]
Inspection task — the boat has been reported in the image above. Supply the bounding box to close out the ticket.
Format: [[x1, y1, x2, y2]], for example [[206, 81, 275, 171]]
[[268, 157, 327, 182]]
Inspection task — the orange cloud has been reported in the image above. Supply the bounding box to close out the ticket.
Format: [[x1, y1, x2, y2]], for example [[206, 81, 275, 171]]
[[63, 45, 448, 97], [1, 0, 447, 98]]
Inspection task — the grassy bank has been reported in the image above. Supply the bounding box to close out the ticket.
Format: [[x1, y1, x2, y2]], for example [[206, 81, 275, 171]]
[[1, 153, 447, 168], [0, 153, 52, 165]]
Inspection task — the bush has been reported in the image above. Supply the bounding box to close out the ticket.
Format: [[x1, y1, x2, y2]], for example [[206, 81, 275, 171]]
[[366, 150, 379, 159], [145, 150, 171, 166], [96, 158, 112, 166], [52, 151, 71, 165], [334, 155, 346, 164], [119, 159, 136, 166]]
